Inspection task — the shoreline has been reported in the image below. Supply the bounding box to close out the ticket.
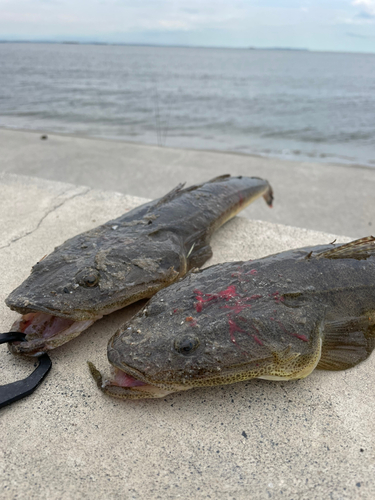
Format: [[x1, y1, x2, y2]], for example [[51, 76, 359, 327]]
[[1, 125, 373, 173], [1, 126, 374, 238]]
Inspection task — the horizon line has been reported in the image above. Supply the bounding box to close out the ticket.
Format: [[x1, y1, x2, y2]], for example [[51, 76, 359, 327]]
[[0, 39, 374, 56]]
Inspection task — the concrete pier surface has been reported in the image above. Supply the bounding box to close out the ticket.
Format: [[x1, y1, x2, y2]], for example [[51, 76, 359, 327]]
[[0, 172, 374, 500], [1, 127, 374, 238]]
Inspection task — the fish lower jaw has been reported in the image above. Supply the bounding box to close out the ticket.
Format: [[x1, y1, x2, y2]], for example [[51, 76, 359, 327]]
[[88, 363, 188, 400], [8, 312, 100, 356], [101, 381, 177, 400]]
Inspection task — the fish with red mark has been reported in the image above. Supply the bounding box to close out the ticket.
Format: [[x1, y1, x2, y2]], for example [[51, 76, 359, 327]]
[[89, 237, 375, 399]]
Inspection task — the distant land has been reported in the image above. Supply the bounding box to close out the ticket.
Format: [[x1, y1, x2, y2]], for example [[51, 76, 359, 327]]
[[1, 40, 373, 55], [0, 39, 311, 51]]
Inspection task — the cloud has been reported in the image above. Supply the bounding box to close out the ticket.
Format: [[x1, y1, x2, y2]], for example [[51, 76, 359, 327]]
[[352, 0, 375, 17], [0, 0, 374, 53]]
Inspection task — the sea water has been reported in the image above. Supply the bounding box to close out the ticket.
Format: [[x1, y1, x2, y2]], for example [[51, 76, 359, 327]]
[[1, 42, 374, 167]]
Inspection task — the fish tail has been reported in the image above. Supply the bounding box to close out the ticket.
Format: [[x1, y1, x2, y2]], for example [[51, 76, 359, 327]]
[[263, 184, 274, 207]]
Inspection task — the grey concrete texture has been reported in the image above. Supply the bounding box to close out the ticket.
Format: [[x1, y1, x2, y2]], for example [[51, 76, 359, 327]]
[[1, 127, 374, 239], [1, 172, 373, 500]]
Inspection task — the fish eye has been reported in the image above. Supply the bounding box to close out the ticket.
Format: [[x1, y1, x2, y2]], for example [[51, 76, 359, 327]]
[[174, 336, 199, 355], [76, 269, 100, 288]]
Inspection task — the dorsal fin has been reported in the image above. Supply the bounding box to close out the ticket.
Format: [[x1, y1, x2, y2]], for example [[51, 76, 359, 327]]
[[153, 183, 186, 209], [314, 236, 375, 261], [207, 174, 231, 183], [151, 175, 232, 210]]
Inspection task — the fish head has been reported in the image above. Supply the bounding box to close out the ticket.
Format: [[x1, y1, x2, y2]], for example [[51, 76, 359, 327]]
[[99, 266, 325, 399], [5, 230, 185, 355]]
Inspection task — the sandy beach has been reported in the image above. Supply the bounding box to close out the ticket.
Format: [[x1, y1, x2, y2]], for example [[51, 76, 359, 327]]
[[1, 126, 374, 238]]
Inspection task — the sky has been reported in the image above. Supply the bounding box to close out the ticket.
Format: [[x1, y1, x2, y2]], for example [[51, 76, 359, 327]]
[[0, 0, 375, 53]]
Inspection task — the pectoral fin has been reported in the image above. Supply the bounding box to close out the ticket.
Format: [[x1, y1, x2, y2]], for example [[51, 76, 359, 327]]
[[187, 244, 213, 269], [318, 315, 375, 371]]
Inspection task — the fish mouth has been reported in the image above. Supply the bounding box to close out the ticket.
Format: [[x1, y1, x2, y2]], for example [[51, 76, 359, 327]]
[[5, 282, 176, 356], [90, 338, 191, 399], [88, 359, 262, 400], [88, 362, 182, 399], [8, 312, 100, 356], [6, 296, 141, 356]]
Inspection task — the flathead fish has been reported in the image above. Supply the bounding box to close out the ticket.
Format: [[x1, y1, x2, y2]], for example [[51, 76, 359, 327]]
[[89, 236, 375, 399], [6, 175, 273, 356]]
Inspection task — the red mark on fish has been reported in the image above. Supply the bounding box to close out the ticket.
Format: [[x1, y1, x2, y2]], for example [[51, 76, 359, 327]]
[[228, 318, 247, 346], [271, 319, 308, 342], [252, 335, 264, 346], [270, 291, 285, 304], [194, 285, 237, 312], [185, 316, 198, 327], [194, 286, 266, 348], [247, 322, 263, 345], [290, 333, 308, 342]]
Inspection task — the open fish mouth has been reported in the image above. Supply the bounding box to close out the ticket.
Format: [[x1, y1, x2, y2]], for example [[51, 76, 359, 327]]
[[88, 362, 185, 399], [9, 312, 99, 356]]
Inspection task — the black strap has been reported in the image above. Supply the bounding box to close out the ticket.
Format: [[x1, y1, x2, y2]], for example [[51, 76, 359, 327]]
[[0, 332, 26, 343], [0, 332, 52, 409]]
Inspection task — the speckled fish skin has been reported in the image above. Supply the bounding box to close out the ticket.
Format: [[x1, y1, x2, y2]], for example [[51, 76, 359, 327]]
[[6, 175, 273, 355], [91, 237, 375, 400]]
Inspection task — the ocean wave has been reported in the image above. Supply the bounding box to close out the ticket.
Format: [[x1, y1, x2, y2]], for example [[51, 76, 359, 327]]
[[1, 43, 374, 168]]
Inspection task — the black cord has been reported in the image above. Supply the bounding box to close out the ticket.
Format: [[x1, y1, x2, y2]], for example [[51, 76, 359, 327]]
[[0, 332, 26, 344], [0, 332, 52, 409]]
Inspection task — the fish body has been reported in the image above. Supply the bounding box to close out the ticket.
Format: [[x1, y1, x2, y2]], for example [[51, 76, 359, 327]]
[[6, 175, 273, 355], [91, 237, 375, 399]]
